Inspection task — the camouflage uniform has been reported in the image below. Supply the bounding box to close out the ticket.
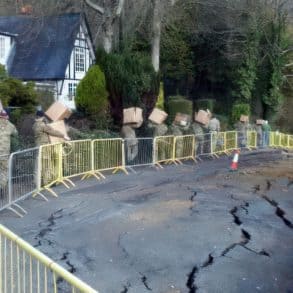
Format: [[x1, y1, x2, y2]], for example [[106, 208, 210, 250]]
[[33, 118, 65, 186], [147, 121, 168, 137], [255, 125, 263, 147], [0, 117, 18, 186], [235, 121, 247, 147], [121, 125, 138, 162], [33, 118, 65, 146], [208, 118, 221, 153], [169, 123, 191, 158], [191, 122, 204, 155]]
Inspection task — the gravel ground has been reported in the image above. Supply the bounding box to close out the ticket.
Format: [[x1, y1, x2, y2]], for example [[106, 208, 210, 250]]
[[1, 149, 293, 293]]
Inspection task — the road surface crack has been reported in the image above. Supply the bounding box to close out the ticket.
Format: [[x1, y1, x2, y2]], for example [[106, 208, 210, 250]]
[[139, 272, 152, 291]]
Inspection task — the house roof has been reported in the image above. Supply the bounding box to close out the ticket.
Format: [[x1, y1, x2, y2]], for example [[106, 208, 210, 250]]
[[0, 13, 82, 80]]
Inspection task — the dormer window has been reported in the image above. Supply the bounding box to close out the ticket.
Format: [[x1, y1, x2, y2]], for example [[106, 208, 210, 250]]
[[75, 47, 85, 72], [0, 36, 5, 58]]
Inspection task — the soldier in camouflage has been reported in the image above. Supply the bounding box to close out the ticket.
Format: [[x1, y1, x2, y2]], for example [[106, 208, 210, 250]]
[[147, 121, 168, 137], [191, 121, 205, 155], [32, 111, 68, 146], [208, 115, 221, 153], [121, 124, 138, 162], [235, 121, 248, 147], [0, 110, 18, 186]]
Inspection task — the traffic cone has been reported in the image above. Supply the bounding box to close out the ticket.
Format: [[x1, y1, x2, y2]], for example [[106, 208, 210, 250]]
[[230, 150, 240, 171]]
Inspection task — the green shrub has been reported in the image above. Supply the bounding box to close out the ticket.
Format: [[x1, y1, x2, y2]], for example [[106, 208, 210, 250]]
[[0, 78, 37, 112], [231, 102, 250, 124], [76, 65, 110, 127], [166, 95, 193, 123], [97, 49, 159, 124], [36, 89, 55, 111], [155, 82, 165, 110], [195, 99, 216, 112]]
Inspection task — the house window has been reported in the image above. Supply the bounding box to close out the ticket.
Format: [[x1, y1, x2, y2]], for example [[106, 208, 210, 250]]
[[0, 37, 5, 58], [75, 47, 85, 72], [68, 83, 77, 101]]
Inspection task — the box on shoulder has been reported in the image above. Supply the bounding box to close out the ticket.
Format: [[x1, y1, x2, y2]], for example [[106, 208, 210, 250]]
[[256, 119, 264, 125], [174, 112, 191, 127], [48, 120, 68, 143], [148, 108, 168, 125], [123, 107, 143, 128], [240, 115, 249, 122], [195, 110, 210, 126], [45, 101, 72, 122]]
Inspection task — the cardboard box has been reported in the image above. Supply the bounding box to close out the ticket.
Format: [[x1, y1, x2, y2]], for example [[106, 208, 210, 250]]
[[240, 115, 249, 122], [123, 107, 143, 128], [256, 119, 264, 125], [48, 120, 67, 143], [148, 108, 168, 125], [174, 113, 191, 126], [45, 101, 72, 122], [195, 110, 210, 126]]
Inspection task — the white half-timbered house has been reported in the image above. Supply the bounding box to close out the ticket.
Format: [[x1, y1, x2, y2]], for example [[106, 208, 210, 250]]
[[0, 13, 95, 109]]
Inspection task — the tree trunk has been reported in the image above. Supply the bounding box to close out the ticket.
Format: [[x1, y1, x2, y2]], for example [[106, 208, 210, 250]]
[[152, 0, 161, 72]]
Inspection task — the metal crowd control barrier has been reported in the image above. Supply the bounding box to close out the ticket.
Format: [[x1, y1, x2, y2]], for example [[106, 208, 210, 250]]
[[62, 140, 92, 180], [37, 143, 73, 199], [7, 148, 39, 217], [195, 133, 213, 159], [225, 131, 238, 153], [0, 224, 98, 293], [88, 138, 127, 178], [246, 131, 257, 149], [124, 137, 154, 168], [211, 132, 226, 157], [0, 154, 9, 213], [289, 135, 293, 149], [153, 136, 175, 168], [174, 135, 196, 164]]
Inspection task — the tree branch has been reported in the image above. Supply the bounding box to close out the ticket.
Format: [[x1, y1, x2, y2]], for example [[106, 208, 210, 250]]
[[284, 62, 293, 67], [115, 0, 125, 16], [84, 0, 104, 14]]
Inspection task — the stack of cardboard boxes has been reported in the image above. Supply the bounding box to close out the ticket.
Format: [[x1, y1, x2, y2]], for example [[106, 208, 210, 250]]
[[45, 101, 72, 143]]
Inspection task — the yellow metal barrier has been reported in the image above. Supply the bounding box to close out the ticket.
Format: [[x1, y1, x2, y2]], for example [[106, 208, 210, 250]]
[[246, 131, 257, 149], [225, 131, 238, 153], [62, 140, 93, 179], [0, 224, 98, 293], [211, 132, 226, 157], [87, 138, 127, 178], [174, 135, 196, 164], [289, 135, 293, 149], [35, 143, 74, 199], [153, 136, 176, 168]]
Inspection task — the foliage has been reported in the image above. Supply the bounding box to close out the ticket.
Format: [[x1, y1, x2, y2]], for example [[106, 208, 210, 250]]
[[96, 49, 159, 124], [0, 69, 38, 118], [76, 65, 110, 128], [233, 21, 261, 102], [231, 103, 250, 124], [195, 99, 215, 112], [155, 82, 165, 110], [166, 95, 193, 124], [35, 89, 55, 111], [0, 64, 7, 81], [161, 23, 194, 82]]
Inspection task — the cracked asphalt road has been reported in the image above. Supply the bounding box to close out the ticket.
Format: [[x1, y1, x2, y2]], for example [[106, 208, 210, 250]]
[[1, 149, 293, 293]]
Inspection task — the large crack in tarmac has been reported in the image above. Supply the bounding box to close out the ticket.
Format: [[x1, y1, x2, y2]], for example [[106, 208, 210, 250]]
[[1, 149, 293, 292]]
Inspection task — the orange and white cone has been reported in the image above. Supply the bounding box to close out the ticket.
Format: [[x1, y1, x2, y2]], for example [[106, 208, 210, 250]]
[[230, 150, 240, 171]]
